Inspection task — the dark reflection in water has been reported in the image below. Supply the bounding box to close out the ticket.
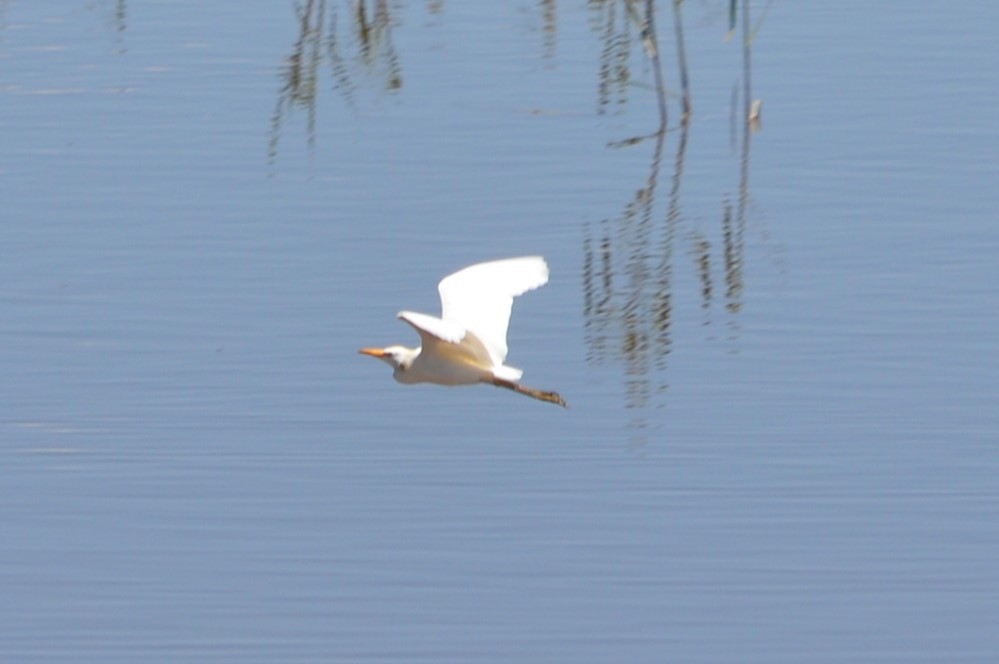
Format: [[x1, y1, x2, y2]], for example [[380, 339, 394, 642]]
[[67, 0, 129, 52], [265, 0, 764, 418], [114, 0, 126, 35], [591, 0, 692, 122], [582, 126, 686, 419], [592, 0, 634, 116], [270, 0, 326, 164], [269, 0, 403, 165], [101, 0, 127, 54], [541, 0, 557, 61], [724, 0, 758, 317], [583, 0, 760, 419]]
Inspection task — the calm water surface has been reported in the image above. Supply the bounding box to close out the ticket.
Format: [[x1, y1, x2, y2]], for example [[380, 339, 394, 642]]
[[2, 1, 997, 661]]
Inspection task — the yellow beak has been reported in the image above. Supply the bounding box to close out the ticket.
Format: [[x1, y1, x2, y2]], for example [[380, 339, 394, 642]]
[[358, 348, 387, 358]]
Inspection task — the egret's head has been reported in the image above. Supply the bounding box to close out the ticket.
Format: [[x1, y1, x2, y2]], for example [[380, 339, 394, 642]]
[[359, 345, 418, 373]]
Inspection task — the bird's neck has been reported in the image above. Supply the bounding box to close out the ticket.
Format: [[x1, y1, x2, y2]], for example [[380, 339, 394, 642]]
[[400, 346, 420, 367], [392, 347, 421, 383]]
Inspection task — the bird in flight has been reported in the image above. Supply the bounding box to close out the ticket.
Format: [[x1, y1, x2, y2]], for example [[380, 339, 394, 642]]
[[359, 256, 567, 407]]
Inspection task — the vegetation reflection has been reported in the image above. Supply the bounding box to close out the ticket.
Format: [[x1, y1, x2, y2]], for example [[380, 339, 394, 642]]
[[583, 0, 764, 418], [270, 0, 403, 165], [268, 0, 769, 418]]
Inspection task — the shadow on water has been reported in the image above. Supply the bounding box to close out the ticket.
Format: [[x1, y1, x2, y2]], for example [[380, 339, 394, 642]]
[[583, 0, 763, 432], [269, 0, 404, 166]]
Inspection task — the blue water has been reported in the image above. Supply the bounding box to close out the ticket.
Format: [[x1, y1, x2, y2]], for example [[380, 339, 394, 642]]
[[2, 1, 997, 661]]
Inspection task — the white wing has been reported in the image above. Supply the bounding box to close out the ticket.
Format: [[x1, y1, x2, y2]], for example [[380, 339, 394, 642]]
[[397, 310, 494, 369], [398, 310, 466, 345], [437, 256, 549, 366]]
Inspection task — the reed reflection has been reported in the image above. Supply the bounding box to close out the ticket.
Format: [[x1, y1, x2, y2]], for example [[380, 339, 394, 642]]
[[269, 0, 403, 165], [591, 0, 691, 125], [723, 0, 760, 318], [593, 0, 636, 117], [584, 0, 762, 417], [81, 0, 129, 52], [114, 0, 126, 35], [583, 125, 688, 418], [541, 0, 557, 61]]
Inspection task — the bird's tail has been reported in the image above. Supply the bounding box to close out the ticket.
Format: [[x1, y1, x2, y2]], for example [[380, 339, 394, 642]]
[[492, 365, 523, 382]]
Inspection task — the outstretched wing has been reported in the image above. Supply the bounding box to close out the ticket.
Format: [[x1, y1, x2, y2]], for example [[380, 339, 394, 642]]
[[437, 256, 549, 365], [397, 310, 494, 369], [398, 310, 466, 346]]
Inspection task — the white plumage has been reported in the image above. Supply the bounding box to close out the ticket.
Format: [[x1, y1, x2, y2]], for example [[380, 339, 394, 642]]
[[359, 256, 566, 407]]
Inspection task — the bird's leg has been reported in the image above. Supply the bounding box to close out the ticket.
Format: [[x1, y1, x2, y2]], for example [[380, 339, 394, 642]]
[[489, 378, 568, 408]]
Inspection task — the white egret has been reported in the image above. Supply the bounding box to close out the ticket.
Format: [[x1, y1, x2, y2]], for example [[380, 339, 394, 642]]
[[359, 256, 567, 407]]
